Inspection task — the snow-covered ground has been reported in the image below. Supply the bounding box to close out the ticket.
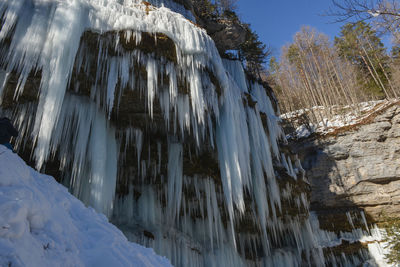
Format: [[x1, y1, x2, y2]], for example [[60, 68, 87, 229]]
[[282, 99, 397, 139], [0, 145, 172, 267]]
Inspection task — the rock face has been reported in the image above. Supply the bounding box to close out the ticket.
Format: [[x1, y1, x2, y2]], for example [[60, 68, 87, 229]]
[[188, 0, 247, 52], [201, 18, 247, 52], [290, 103, 400, 222]]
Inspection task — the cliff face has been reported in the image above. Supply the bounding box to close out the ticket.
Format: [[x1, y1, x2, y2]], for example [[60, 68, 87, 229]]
[[290, 103, 400, 222], [286, 103, 400, 264]]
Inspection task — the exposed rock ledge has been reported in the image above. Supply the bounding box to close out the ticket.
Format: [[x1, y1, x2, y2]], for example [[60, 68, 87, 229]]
[[290, 103, 400, 223]]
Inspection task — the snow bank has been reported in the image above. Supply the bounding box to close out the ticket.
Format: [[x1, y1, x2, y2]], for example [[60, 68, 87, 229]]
[[0, 145, 172, 267]]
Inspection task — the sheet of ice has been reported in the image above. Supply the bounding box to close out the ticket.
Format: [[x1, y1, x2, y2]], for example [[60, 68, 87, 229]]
[[0, 145, 172, 267], [46, 94, 118, 218]]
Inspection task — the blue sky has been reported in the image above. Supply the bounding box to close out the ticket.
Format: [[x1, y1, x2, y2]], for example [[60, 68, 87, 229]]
[[236, 0, 392, 58]]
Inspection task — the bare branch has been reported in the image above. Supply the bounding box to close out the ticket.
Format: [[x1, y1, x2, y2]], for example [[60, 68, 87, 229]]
[[327, 0, 400, 36]]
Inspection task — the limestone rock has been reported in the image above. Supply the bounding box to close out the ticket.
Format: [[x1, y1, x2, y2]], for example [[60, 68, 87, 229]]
[[291, 103, 400, 222]]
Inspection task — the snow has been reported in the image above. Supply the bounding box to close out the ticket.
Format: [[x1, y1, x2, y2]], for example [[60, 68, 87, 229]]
[[294, 124, 314, 139], [282, 100, 395, 139], [0, 145, 172, 267], [368, 10, 381, 17]]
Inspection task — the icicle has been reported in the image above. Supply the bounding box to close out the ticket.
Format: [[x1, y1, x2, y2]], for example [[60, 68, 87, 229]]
[[222, 59, 248, 93], [146, 58, 158, 118], [106, 57, 118, 115], [166, 142, 183, 224], [135, 129, 143, 173], [287, 156, 296, 179], [166, 63, 178, 105], [251, 82, 284, 158], [361, 211, 369, 231], [346, 212, 355, 229], [88, 111, 118, 217], [31, 2, 89, 169], [0, 71, 10, 104]]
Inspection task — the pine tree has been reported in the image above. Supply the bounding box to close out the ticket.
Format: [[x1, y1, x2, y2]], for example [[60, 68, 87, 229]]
[[192, 0, 218, 19], [192, 0, 270, 78], [334, 21, 393, 98], [238, 25, 270, 79]]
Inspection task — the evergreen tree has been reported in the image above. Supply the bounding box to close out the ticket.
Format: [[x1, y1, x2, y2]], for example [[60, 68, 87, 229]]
[[192, 0, 218, 19], [192, 0, 270, 78], [334, 21, 392, 98], [266, 56, 280, 89], [238, 25, 270, 78]]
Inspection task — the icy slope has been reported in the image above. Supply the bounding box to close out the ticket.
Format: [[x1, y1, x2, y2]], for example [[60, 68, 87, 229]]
[[0, 145, 172, 267]]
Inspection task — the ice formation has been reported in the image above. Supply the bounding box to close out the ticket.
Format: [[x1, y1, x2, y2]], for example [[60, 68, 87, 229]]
[[310, 212, 395, 267], [0, 0, 390, 266]]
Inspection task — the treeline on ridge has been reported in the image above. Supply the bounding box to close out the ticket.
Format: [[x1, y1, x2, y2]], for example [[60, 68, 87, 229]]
[[268, 0, 400, 128]]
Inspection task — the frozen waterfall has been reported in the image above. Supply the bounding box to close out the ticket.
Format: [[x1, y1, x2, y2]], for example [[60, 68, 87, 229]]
[[0, 0, 386, 266]]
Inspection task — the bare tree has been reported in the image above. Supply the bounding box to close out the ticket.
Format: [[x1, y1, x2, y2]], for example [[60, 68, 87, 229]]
[[329, 0, 400, 34], [329, 1, 400, 99], [271, 27, 371, 128]]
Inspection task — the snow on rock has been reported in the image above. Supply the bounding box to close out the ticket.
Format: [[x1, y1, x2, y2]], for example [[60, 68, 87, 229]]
[[282, 100, 395, 139], [0, 145, 172, 267]]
